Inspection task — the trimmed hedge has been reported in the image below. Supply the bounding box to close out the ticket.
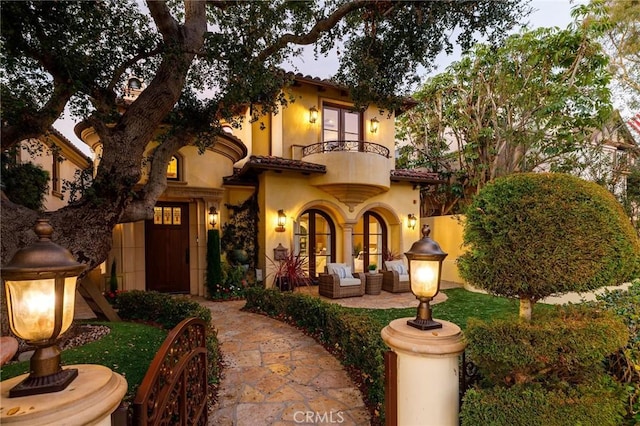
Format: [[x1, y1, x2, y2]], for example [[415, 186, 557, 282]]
[[115, 290, 219, 388], [244, 287, 387, 425], [466, 304, 629, 385], [461, 377, 625, 426], [459, 173, 640, 303]]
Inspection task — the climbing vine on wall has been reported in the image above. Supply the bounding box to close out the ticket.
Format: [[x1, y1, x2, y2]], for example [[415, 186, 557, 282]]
[[221, 192, 259, 271]]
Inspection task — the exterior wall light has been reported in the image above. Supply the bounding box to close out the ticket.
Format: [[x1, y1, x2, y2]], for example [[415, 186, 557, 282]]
[[309, 106, 319, 124], [369, 117, 379, 133], [208, 206, 218, 227], [2, 219, 86, 397], [408, 213, 417, 230], [276, 209, 286, 232], [404, 224, 448, 330]]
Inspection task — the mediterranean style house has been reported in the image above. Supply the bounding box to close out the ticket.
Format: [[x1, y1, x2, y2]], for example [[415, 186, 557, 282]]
[[76, 74, 440, 296]]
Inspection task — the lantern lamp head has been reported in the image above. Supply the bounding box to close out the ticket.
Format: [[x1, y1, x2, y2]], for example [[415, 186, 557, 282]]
[[1, 219, 86, 397], [404, 224, 448, 330], [309, 106, 319, 124], [369, 117, 379, 133], [408, 213, 417, 230], [276, 209, 286, 232], [208, 206, 218, 227]]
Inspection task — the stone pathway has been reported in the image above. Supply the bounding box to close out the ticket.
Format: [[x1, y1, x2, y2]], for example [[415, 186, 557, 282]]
[[201, 300, 370, 426]]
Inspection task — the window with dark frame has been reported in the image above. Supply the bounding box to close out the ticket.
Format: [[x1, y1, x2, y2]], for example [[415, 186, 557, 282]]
[[322, 104, 362, 142]]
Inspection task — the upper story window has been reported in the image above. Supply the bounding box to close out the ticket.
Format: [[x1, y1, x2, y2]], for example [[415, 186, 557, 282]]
[[322, 104, 361, 142], [166, 156, 180, 180]]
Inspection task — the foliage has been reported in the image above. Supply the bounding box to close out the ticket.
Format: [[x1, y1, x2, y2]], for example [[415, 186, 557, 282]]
[[206, 229, 224, 298], [368, 263, 377, 271], [621, 164, 640, 235], [208, 262, 250, 300], [381, 248, 403, 262], [573, 0, 640, 110], [109, 259, 118, 293], [0, 0, 528, 270], [396, 25, 613, 214], [458, 173, 640, 320], [596, 279, 640, 424], [0, 156, 49, 211], [114, 290, 219, 389], [267, 252, 313, 291], [221, 194, 259, 271], [466, 305, 628, 386], [461, 377, 626, 426], [244, 287, 387, 424], [0, 321, 167, 400]]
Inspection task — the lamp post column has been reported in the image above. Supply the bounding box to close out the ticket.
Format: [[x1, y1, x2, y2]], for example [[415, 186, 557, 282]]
[[381, 318, 466, 426]]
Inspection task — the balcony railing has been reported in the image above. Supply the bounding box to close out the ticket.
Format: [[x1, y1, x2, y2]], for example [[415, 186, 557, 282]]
[[302, 140, 390, 158]]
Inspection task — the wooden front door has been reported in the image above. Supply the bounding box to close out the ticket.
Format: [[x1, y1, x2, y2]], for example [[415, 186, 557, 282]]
[[145, 202, 190, 293]]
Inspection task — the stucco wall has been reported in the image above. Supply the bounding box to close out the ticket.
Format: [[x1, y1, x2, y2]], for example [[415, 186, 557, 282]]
[[422, 215, 467, 285]]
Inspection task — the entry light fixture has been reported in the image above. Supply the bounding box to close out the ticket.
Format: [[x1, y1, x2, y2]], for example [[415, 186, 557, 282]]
[[370, 117, 379, 133], [208, 206, 218, 227], [405, 224, 448, 331], [276, 209, 287, 232], [408, 213, 417, 230], [2, 219, 86, 397], [309, 106, 319, 124]]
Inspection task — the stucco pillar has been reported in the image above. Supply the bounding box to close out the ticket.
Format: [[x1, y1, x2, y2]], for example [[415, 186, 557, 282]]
[[0, 364, 127, 425], [381, 318, 466, 426], [342, 224, 353, 266]]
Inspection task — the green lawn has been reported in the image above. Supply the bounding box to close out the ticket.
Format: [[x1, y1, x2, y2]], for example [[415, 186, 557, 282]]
[[348, 288, 553, 330], [0, 321, 167, 399]]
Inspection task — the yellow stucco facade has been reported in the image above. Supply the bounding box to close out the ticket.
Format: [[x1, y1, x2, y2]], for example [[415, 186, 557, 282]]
[[84, 75, 440, 295]]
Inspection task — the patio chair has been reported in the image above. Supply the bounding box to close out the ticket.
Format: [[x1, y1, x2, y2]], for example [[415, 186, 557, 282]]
[[318, 263, 365, 299], [381, 260, 411, 293]]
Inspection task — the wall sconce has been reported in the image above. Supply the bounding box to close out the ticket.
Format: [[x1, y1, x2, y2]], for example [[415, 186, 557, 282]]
[[309, 106, 319, 124], [369, 117, 379, 133], [408, 213, 417, 230], [208, 206, 218, 227], [404, 224, 448, 331], [2, 219, 86, 397], [275, 209, 286, 232]]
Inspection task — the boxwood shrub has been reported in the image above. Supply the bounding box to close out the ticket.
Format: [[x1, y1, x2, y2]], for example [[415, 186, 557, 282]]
[[466, 304, 628, 385], [115, 290, 219, 389], [461, 377, 625, 426], [244, 287, 387, 425]]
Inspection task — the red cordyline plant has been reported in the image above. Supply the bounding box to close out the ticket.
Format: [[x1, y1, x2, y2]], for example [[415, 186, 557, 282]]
[[268, 251, 312, 291]]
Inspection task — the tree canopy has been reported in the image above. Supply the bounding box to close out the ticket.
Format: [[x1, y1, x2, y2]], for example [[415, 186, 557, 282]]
[[396, 25, 613, 215], [0, 0, 528, 268]]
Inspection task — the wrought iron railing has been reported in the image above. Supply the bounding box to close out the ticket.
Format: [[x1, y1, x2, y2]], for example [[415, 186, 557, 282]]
[[302, 140, 390, 158]]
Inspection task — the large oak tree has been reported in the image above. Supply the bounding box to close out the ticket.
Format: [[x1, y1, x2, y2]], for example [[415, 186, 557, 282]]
[[1, 0, 527, 272]]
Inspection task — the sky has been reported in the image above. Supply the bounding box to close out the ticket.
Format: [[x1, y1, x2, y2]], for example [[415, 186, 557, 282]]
[[54, 0, 587, 157]]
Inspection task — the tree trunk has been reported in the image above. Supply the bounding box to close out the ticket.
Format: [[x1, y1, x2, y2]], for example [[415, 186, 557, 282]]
[[519, 297, 533, 322]]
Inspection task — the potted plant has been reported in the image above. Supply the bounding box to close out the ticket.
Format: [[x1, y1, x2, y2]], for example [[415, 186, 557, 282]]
[[268, 251, 312, 291], [368, 263, 378, 274]]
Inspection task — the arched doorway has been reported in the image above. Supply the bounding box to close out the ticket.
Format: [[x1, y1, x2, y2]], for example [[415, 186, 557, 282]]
[[294, 209, 336, 279], [353, 211, 387, 272]]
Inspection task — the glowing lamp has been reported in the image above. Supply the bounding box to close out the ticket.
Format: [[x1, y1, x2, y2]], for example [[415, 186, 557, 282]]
[[404, 224, 447, 330], [408, 213, 417, 230], [309, 106, 319, 124], [370, 117, 379, 133], [275, 209, 286, 232], [208, 206, 218, 227], [2, 219, 86, 397]]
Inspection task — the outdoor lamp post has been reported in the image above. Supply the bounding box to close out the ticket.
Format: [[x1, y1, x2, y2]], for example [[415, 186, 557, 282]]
[[2, 219, 86, 397], [405, 224, 447, 330]]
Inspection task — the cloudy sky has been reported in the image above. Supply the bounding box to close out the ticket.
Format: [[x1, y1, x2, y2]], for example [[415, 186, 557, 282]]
[[55, 0, 587, 156]]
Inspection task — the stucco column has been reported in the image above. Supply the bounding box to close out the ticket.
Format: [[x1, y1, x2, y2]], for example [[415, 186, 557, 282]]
[[381, 318, 466, 426], [342, 224, 354, 266], [0, 364, 127, 425]]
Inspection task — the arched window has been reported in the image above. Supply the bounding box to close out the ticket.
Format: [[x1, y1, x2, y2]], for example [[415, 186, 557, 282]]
[[294, 209, 336, 279], [166, 155, 180, 180], [352, 211, 387, 272]]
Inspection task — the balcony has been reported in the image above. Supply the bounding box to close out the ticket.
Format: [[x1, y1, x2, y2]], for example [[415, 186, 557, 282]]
[[302, 141, 393, 211]]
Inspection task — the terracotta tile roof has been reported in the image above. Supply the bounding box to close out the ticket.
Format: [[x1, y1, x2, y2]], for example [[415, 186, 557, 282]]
[[390, 169, 443, 184], [223, 155, 326, 185]]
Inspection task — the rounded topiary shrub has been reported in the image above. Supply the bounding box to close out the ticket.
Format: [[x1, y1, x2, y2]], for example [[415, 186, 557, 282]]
[[461, 377, 626, 426], [465, 304, 629, 385], [458, 173, 640, 320]]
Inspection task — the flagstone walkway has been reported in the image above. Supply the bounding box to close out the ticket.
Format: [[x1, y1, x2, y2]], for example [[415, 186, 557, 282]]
[[200, 299, 371, 426]]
